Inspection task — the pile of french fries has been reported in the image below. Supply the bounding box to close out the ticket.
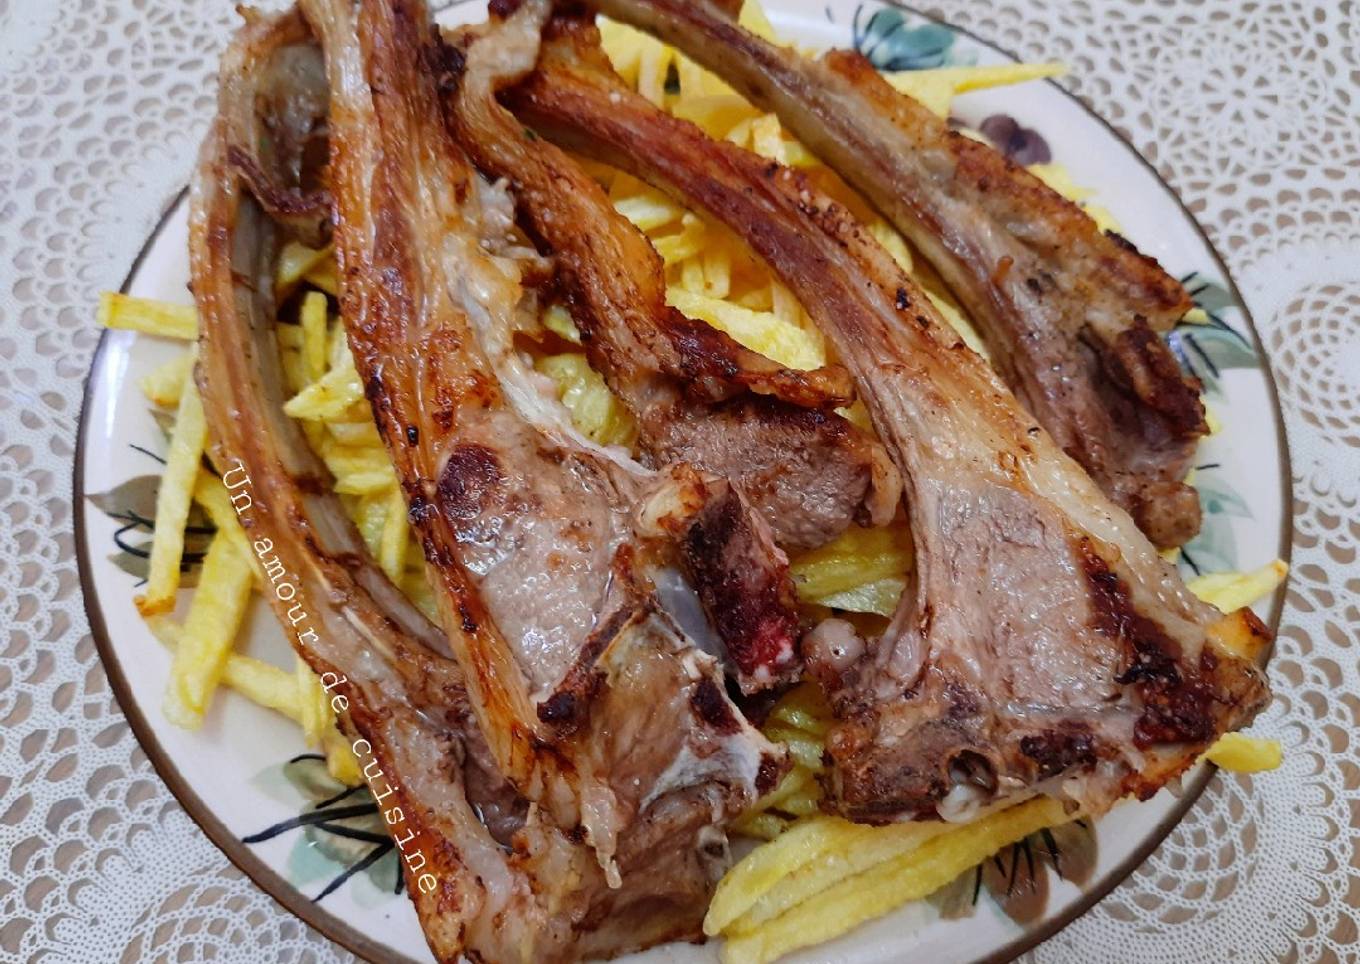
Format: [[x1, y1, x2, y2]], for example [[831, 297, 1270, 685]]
[[97, 1, 1288, 958]]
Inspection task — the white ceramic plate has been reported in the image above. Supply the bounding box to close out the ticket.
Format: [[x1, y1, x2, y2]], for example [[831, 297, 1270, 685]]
[[75, 2, 1291, 962]]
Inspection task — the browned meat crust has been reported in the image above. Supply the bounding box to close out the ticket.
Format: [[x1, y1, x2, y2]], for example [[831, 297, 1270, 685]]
[[299, 0, 788, 946], [439, 3, 898, 564], [193, 6, 786, 960], [586, 0, 1206, 550], [508, 19, 1268, 822]]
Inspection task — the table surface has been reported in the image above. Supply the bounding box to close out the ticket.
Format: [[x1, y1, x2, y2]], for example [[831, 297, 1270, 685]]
[[2, 1, 1357, 961]]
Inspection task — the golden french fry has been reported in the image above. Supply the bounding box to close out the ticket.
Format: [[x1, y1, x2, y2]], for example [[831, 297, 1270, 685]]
[[162, 533, 254, 728], [295, 657, 328, 747], [541, 302, 582, 343], [98, 292, 198, 340], [137, 368, 208, 616], [536, 353, 637, 447], [885, 62, 1066, 119], [378, 486, 410, 584], [1188, 559, 1288, 614], [667, 287, 825, 371], [191, 471, 254, 566], [138, 351, 196, 407], [733, 811, 790, 841], [304, 257, 339, 296], [789, 523, 914, 602], [283, 347, 365, 420], [721, 798, 1074, 964], [1204, 732, 1283, 772], [275, 240, 332, 295], [706, 815, 870, 935], [300, 291, 329, 382]]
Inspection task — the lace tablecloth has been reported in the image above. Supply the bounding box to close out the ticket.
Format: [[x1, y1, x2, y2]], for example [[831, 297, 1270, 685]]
[[2, 0, 1356, 961]]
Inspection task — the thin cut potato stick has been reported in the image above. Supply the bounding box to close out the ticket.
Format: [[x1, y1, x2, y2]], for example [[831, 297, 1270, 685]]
[[706, 815, 869, 934], [300, 291, 329, 382], [1187, 559, 1288, 614], [721, 799, 1074, 963], [885, 62, 1066, 119], [191, 471, 254, 567], [274, 239, 331, 294], [148, 616, 306, 725], [733, 811, 789, 841], [295, 657, 327, 747], [162, 533, 254, 728], [98, 291, 198, 340], [1203, 732, 1283, 772], [137, 366, 208, 616], [378, 485, 410, 584], [138, 351, 196, 407]]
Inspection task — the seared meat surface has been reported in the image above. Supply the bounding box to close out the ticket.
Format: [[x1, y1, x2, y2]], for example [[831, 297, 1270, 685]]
[[585, 0, 1206, 550], [193, 5, 787, 960], [508, 19, 1269, 823], [303, 0, 783, 917], [440, 0, 897, 569]]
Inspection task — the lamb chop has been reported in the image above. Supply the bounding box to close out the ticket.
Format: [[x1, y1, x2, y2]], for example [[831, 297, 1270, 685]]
[[507, 17, 1270, 823], [192, 8, 780, 959], [439, 0, 898, 566], [299, 0, 786, 885], [582, 0, 1207, 551]]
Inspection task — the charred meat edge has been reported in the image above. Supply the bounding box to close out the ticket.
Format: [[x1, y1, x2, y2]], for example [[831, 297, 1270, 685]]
[[301, 0, 783, 882], [508, 18, 1269, 822], [584, 0, 1206, 551]]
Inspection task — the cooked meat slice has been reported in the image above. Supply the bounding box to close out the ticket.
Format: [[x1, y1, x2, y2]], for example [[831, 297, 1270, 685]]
[[440, 0, 897, 560], [302, 0, 783, 892], [508, 21, 1270, 822], [584, 0, 1206, 550], [191, 11, 757, 960]]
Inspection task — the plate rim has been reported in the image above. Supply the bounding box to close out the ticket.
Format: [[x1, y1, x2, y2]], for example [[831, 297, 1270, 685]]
[[72, 4, 1296, 961]]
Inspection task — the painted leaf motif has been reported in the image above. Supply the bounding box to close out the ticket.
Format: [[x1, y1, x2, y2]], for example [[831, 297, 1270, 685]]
[[853, 7, 959, 70], [1194, 475, 1254, 520], [87, 474, 161, 520], [1182, 271, 1237, 317], [247, 756, 400, 904], [979, 114, 1052, 165], [88, 473, 209, 584]]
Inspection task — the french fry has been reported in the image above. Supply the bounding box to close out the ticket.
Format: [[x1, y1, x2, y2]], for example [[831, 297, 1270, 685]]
[[98, 292, 198, 340], [300, 291, 329, 382], [295, 657, 328, 747], [162, 533, 255, 728], [282, 343, 365, 420], [706, 815, 872, 935], [378, 485, 410, 584], [275, 240, 332, 295], [137, 368, 208, 616], [789, 523, 914, 603], [541, 302, 582, 343], [815, 576, 906, 617], [733, 811, 790, 841], [720, 798, 1074, 964], [1204, 732, 1283, 772], [667, 287, 825, 371], [138, 351, 196, 407], [191, 471, 254, 565], [536, 353, 637, 447], [322, 724, 364, 786], [304, 257, 340, 296], [885, 62, 1066, 119], [1188, 559, 1288, 614]]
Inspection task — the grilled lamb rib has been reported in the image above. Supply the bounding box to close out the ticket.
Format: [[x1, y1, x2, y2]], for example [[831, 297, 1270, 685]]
[[440, 0, 898, 567], [192, 12, 746, 961], [301, 0, 784, 892], [583, 0, 1207, 550], [508, 17, 1270, 822]]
